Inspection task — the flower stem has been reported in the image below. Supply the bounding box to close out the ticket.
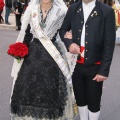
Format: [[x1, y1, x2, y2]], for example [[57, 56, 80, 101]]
[[17, 59, 21, 63]]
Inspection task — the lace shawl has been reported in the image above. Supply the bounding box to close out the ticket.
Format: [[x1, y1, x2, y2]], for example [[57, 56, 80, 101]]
[[11, 2, 67, 79]]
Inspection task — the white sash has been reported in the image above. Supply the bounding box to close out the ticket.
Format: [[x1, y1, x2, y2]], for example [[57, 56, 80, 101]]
[[31, 5, 71, 80]]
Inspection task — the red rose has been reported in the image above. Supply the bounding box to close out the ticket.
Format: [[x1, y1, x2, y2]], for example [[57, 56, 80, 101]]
[[7, 42, 28, 62]]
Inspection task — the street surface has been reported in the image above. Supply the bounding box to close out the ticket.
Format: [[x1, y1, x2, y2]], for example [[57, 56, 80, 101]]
[[0, 29, 120, 120]]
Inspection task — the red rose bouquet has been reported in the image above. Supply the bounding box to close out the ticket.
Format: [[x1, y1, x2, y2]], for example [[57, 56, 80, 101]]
[[7, 42, 28, 63]]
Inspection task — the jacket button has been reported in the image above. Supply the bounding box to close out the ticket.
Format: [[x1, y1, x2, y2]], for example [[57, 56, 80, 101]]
[[86, 25, 88, 27], [78, 38, 80, 39], [86, 50, 88, 52], [86, 41, 88, 44], [85, 58, 88, 60], [81, 21, 84, 23], [79, 30, 81, 32], [86, 33, 88, 35]]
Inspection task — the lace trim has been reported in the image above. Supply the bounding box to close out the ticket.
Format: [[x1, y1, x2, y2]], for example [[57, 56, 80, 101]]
[[11, 105, 67, 119]]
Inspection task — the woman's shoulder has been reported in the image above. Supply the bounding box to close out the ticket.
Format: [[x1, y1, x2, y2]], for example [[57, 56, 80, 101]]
[[25, 2, 38, 12], [53, 5, 67, 16], [53, 4, 65, 10], [28, 2, 38, 7]]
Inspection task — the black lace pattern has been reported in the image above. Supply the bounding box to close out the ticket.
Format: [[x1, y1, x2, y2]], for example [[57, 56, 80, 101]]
[[11, 39, 68, 119]]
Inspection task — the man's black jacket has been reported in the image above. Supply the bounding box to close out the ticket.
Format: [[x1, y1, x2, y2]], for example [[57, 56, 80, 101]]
[[13, 1, 23, 14], [59, 0, 116, 77]]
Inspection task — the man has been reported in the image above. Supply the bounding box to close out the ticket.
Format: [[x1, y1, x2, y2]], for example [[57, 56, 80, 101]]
[[59, 0, 116, 119], [5, 0, 12, 24], [13, 0, 23, 30]]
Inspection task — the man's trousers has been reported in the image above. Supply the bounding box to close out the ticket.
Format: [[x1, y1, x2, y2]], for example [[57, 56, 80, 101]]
[[5, 7, 11, 23], [72, 63, 103, 112]]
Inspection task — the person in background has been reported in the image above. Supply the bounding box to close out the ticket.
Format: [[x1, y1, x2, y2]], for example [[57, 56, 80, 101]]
[[104, 0, 113, 6], [70, 0, 79, 5], [0, 0, 4, 23], [13, 0, 18, 27], [5, 0, 12, 25], [13, 0, 23, 30], [59, 0, 116, 119], [23, 0, 29, 12], [70, 0, 74, 4]]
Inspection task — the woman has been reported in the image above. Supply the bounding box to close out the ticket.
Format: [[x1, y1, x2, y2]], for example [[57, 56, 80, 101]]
[[10, 0, 76, 119], [0, 0, 4, 23]]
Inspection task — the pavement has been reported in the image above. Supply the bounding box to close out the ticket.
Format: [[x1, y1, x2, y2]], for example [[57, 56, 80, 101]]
[[0, 14, 16, 30]]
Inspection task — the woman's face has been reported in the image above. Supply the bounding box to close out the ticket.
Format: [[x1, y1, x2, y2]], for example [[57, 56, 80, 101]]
[[42, 0, 52, 4]]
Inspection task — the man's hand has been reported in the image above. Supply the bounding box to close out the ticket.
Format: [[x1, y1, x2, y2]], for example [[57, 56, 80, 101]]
[[68, 43, 81, 54], [93, 74, 108, 82]]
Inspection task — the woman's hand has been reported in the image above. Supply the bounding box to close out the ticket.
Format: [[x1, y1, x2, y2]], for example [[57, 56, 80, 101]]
[[64, 31, 72, 39]]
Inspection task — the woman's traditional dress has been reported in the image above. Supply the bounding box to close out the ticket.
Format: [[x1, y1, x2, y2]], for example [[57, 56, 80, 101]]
[[10, 2, 77, 120]]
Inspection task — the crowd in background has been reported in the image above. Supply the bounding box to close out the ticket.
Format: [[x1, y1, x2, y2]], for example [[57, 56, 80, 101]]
[[0, 0, 27, 30], [0, 0, 120, 31]]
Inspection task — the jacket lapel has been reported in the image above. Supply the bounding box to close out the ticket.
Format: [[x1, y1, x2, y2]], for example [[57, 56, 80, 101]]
[[86, 0, 100, 23], [76, 1, 84, 20]]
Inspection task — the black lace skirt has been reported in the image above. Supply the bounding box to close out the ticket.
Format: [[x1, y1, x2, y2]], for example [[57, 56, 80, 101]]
[[11, 38, 67, 119]]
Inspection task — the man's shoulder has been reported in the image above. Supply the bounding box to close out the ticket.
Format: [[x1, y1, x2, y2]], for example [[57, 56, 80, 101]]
[[99, 2, 114, 14], [69, 2, 81, 11]]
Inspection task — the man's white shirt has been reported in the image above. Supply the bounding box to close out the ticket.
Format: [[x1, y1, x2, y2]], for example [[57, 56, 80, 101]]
[[80, 0, 96, 57]]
